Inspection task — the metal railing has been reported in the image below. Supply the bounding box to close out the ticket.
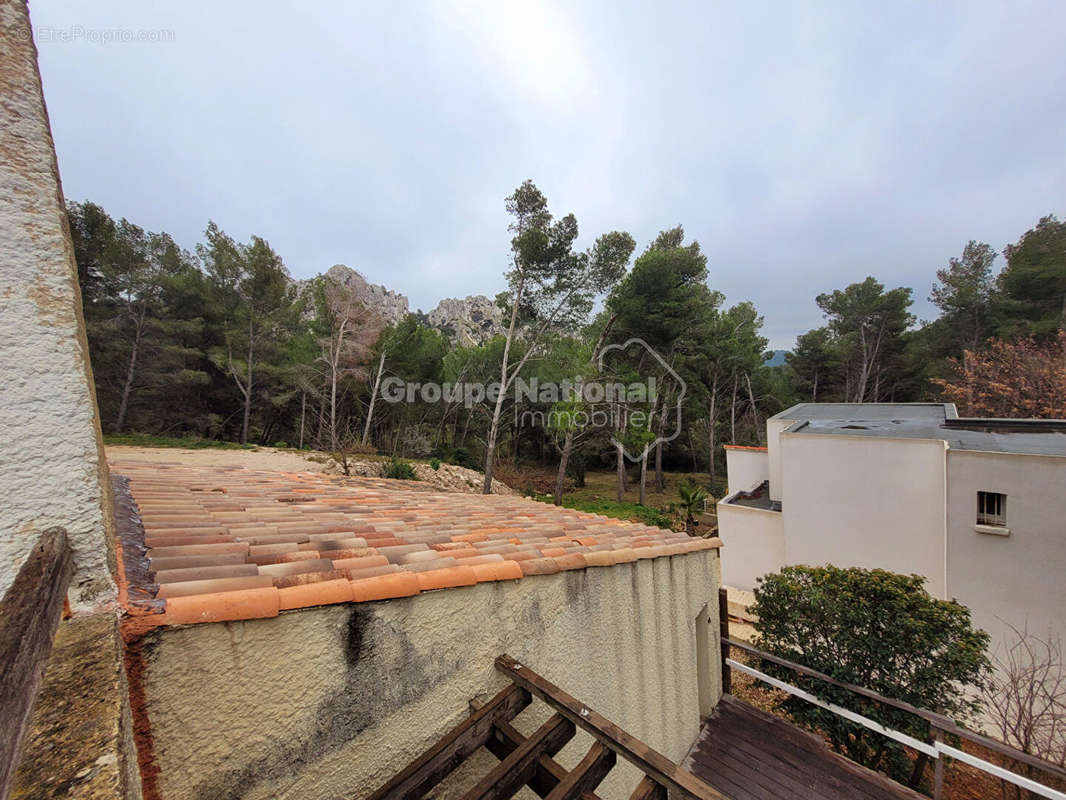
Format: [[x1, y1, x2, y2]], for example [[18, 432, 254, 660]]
[[722, 635, 1066, 800]]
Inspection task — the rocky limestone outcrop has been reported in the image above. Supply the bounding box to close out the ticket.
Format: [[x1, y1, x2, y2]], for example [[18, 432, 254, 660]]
[[297, 264, 505, 346], [427, 295, 506, 346], [320, 458, 515, 495], [321, 264, 409, 323]]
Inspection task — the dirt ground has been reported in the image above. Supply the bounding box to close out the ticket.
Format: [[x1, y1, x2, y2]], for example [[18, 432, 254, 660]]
[[106, 445, 328, 473], [104, 445, 515, 495]]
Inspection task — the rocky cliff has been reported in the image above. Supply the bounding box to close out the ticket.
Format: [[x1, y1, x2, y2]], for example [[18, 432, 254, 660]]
[[314, 265, 505, 346], [427, 295, 505, 347], [321, 264, 409, 323]]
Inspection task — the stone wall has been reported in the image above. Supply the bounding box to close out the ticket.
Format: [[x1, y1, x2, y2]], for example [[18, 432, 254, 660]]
[[137, 550, 722, 800], [0, 0, 115, 608]]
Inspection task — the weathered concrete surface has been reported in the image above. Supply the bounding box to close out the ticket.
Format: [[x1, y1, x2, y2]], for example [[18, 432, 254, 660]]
[[0, 0, 116, 608], [12, 613, 142, 800], [138, 551, 722, 800]]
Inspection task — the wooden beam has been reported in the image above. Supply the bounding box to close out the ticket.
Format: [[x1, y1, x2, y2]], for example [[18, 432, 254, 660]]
[[717, 588, 731, 695], [0, 528, 73, 800], [545, 742, 615, 800], [462, 713, 576, 800], [628, 776, 666, 800], [367, 684, 530, 800], [486, 718, 603, 800], [495, 654, 727, 800]]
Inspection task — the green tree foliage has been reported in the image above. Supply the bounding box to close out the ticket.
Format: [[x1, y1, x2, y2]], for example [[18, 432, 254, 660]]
[[198, 223, 295, 444], [70, 191, 1066, 487], [68, 202, 209, 434], [786, 327, 838, 402], [783, 214, 1064, 406], [608, 227, 731, 497], [998, 215, 1066, 338], [72, 191, 1066, 490], [366, 315, 449, 455], [482, 180, 635, 493], [752, 566, 990, 787], [802, 277, 915, 403], [929, 240, 998, 354]]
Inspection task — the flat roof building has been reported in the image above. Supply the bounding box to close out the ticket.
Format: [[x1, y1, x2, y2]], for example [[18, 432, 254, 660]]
[[720, 402, 1066, 680]]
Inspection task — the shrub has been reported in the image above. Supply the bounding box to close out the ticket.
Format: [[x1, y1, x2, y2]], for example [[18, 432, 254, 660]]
[[448, 446, 480, 471], [535, 496, 674, 529], [341, 441, 378, 456], [752, 565, 990, 787], [674, 481, 708, 535], [273, 441, 288, 449], [103, 433, 251, 450], [429, 458, 441, 471], [428, 445, 481, 472], [381, 458, 417, 480]]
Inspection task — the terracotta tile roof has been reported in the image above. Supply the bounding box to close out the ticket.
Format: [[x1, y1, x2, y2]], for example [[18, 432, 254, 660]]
[[110, 462, 722, 628]]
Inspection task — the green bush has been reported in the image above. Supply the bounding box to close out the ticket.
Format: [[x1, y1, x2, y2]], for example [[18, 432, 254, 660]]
[[429, 458, 441, 471], [273, 441, 288, 449], [104, 433, 254, 451], [428, 445, 481, 472], [381, 458, 417, 480], [535, 496, 674, 529], [449, 447, 481, 471], [752, 566, 990, 787]]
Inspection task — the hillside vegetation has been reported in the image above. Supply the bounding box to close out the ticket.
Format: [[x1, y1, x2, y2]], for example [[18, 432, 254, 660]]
[[72, 186, 1065, 503]]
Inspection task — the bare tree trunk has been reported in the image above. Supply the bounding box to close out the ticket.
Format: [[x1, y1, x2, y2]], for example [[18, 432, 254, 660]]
[[115, 316, 143, 434], [362, 349, 385, 446], [553, 429, 574, 505], [298, 392, 306, 449], [855, 326, 870, 402], [240, 329, 254, 445], [327, 318, 349, 452], [459, 408, 472, 446], [483, 391, 507, 494], [329, 369, 339, 451], [745, 372, 760, 444], [812, 367, 819, 403], [707, 373, 718, 485], [730, 375, 738, 444], [639, 447, 648, 505], [316, 388, 327, 450], [615, 441, 627, 502], [645, 387, 666, 492], [554, 316, 615, 506], [654, 402, 667, 492], [483, 274, 525, 494]]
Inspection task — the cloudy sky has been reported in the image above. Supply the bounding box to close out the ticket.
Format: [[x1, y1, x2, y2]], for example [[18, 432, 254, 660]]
[[31, 0, 1066, 349]]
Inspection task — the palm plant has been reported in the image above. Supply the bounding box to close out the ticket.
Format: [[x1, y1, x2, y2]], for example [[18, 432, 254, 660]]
[[676, 483, 709, 536]]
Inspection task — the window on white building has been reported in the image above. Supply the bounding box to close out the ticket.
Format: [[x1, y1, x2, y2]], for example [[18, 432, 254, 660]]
[[977, 491, 1006, 527]]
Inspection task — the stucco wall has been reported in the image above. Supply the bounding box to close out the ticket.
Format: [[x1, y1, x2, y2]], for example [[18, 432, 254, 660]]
[[780, 433, 948, 597], [766, 418, 794, 502], [724, 448, 769, 495], [716, 502, 784, 591], [0, 0, 115, 608], [137, 551, 721, 800], [946, 451, 1066, 660]]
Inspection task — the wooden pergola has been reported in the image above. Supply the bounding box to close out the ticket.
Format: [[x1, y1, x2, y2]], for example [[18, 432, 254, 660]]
[[368, 653, 727, 800]]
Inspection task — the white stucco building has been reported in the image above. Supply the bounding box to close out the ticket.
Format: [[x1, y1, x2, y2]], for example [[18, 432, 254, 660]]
[[719, 402, 1066, 661]]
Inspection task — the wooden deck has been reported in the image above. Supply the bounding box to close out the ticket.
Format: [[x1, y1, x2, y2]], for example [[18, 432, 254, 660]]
[[684, 695, 927, 800]]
